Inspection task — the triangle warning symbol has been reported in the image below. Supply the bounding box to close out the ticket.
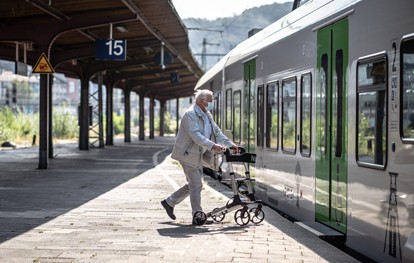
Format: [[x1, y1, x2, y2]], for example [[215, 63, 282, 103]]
[[32, 53, 55, 74]]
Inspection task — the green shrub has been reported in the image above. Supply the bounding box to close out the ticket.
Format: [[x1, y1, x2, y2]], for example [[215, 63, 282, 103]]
[[53, 107, 78, 138], [0, 107, 14, 142], [158, 112, 176, 134], [0, 107, 38, 145], [0, 104, 80, 146], [15, 110, 38, 139], [113, 113, 124, 135]]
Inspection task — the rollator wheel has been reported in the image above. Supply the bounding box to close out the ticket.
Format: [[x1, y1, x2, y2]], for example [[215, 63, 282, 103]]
[[193, 211, 207, 226], [234, 207, 250, 226], [211, 208, 225, 222], [249, 207, 265, 224]]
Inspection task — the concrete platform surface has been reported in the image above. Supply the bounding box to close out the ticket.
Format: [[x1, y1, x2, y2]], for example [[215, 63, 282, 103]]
[[0, 137, 361, 262]]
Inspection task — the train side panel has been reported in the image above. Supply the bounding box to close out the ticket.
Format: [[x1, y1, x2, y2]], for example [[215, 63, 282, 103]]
[[345, 0, 414, 262], [197, 0, 414, 262], [254, 27, 317, 222]]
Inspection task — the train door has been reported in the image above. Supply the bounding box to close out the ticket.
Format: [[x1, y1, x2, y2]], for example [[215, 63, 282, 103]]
[[315, 19, 348, 233], [243, 60, 256, 153]]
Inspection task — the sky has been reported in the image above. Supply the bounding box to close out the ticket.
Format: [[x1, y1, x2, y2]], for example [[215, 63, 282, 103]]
[[171, 0, 291, 20]]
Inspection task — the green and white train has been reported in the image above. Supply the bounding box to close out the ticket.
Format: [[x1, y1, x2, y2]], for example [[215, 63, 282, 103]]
[[195, 0, 414, 262]]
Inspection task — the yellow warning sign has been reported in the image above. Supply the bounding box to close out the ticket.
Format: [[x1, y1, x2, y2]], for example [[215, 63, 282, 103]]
[[32, 53, 54, 74]]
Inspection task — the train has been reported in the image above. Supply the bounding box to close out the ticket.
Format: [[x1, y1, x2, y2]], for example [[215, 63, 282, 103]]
[[194, 0, 414, 262]]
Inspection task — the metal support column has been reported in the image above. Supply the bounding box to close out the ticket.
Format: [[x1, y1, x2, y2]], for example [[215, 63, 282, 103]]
[[105, 84, 114, 145], [48, 74, 54, 158], [124, 86, 131, 143], [38, 74, 49, 169], [89, 73, 104, 148], [149, 95, 155, 139], [79, 77, 89, 150], [98, 73, 104, 148], [176, 97, 179, 135], [139, 93, 145, 140], [159, 99, 165, 137]]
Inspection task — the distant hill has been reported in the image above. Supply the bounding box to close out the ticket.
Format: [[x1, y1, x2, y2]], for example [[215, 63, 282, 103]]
[[183, 2, 292, 71]]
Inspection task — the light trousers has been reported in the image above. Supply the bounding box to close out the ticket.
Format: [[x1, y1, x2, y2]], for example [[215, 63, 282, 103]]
[[166, 163, 203, 215]]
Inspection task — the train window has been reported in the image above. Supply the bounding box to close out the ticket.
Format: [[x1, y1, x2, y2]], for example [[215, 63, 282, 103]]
[[266, 81, 279, 150], [300, 73, 312, 157], [225, 89, 232, 130], [257, 85, 265, 148], [356, 55, 387, 168], [215, 92, 221, 127], [282, 77, 297, 154], [401, 37, 414, 142], [318, 54, 328, 155], [334, 50, 343, 158], [233, 91, 242, 144]]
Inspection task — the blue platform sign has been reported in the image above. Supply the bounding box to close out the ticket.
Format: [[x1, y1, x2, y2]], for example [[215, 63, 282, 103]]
[[96, 39, 127, 60]]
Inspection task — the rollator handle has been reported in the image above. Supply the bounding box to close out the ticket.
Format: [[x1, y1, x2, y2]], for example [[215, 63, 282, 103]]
[[223, 146, 245, 156], [223, 147, 256, 163]]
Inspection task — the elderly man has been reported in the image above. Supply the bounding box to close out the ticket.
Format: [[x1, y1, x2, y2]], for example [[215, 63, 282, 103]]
[[161, 89, 237, 224]]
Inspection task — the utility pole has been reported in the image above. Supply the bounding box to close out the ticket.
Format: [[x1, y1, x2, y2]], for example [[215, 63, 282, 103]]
[[187, 28, 226, 71], [201, 38, 220, 70]]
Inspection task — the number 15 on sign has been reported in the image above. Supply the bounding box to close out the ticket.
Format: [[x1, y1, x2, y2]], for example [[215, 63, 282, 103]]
[[96, 39, 127, 60]]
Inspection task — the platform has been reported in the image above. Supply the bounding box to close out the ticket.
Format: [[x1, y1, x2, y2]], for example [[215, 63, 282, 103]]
[[0, 137, 361, 262]]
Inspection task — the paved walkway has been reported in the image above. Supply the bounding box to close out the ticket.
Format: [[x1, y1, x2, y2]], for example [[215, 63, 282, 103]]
[[0, 137, 360, 262]]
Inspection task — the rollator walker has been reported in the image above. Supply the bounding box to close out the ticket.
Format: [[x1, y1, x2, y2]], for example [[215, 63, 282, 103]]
[[193, 147, 265, 226]]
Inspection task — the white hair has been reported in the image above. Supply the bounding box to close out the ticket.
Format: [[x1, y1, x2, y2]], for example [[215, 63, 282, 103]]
[[194, 89, 213, 101]]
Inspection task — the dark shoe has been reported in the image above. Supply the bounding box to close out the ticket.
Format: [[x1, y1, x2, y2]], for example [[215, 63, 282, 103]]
[[161, 200, 176, 220], [192, 219, 214, 226]]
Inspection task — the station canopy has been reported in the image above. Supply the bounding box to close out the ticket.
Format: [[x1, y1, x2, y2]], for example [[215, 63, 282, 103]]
[[0, 0, 204, 100]]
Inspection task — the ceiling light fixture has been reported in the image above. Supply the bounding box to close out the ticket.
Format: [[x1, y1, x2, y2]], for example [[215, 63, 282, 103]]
[[115, 24, 128, 33]]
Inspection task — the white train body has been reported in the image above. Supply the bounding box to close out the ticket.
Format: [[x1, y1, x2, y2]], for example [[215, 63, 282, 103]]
[[195, 0, 414, 262]]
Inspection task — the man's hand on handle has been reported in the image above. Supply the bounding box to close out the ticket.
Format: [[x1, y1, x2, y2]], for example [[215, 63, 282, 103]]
[[211, 144, 240, 154], [211, 144, 226, 152], [231, 145, 239, 154]]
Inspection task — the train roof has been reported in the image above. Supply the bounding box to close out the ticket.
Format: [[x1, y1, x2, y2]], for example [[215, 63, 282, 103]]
[[195, 0, 360, 90]]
